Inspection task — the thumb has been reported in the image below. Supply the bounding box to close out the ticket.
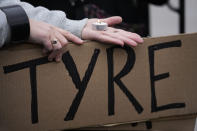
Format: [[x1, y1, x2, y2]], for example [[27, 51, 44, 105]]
[[102, 16, 122, 26]]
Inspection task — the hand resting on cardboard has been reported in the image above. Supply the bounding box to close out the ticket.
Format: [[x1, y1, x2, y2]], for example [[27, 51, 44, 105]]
[[29, 17, 143, 62]]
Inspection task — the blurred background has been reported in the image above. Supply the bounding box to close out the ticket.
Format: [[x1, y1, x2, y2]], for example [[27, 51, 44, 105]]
[[22, 0, 197, 37], [150, 0, 197, 37]]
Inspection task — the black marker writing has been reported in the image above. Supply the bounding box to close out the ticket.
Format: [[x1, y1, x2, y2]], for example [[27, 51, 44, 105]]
[[148, 40, 185, 112], [107, 46, 143, 116], [62, 49, 100, 121], [3, 56, 50, 124]]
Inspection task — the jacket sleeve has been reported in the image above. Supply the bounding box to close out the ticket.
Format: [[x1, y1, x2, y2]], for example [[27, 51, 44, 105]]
[[0, 10, 11, 47], [0, 0, 88, 39]]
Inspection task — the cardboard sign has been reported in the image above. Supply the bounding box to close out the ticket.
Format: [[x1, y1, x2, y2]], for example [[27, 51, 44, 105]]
[[0, 33, 197, 131]]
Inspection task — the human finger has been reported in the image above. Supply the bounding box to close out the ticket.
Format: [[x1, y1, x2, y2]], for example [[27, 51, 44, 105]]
[[95, 32, 124, 46], [55, 51, 63, 62], [48, 49, 62, 62], [102, 16, 122, 26], [103, 31, 138, 47], [120, 30, 144, 43], [51, 38, 62, 50], [55, 31, 68, 47], [42, 48, 48, 55], [48, 38, 62, 61], [53, 31, 68, 62], [42, 28, 56, 52], [55, 27, 84, 44], [42, 38, 53, 52]]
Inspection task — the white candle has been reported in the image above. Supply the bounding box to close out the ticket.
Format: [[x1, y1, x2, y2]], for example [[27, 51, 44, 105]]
[[92, 20, 108, 31]]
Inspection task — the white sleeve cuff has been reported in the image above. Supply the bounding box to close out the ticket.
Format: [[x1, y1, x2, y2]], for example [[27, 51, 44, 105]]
[[0, 10, 11, 47], [62, 18, 88, 38]]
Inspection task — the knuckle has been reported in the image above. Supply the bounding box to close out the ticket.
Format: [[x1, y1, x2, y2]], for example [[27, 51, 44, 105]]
[[117, 29, 122, 32], [45, 32, 51, 40], [46, 26, 52, 33], [49, 25, 55, 31], [54, 44, 62, 50], [132, 33, 138, 35], [64, 31, 71, 36], [61, 41, 68, 46], [45, 43, 52, 50], [131, 33, 139, 37]]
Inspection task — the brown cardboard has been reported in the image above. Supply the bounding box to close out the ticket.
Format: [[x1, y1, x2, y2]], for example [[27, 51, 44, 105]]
[[0, 33, 197, 131], [78, 115, 197, 131], [80, 116, 196, 131], [95, 117, 196, 131], [110, 117, 197, 131]]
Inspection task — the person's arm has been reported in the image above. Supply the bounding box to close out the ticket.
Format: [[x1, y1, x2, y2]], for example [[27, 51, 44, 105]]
[[0, 0, 143, 60], [0, 4, 83, 62], [0, 0, 88, 39]]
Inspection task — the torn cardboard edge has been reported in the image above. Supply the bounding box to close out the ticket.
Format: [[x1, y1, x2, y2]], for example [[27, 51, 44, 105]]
[[108, 116, 197, 131], [79, 115, 197, 131], [82, 114, 197, 128]]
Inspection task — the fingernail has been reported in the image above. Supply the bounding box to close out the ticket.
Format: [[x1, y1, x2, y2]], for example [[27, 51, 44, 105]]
[[132, 41, 138, 46], [120, 43, 124, 47], [140, 38, 144, 43], [132, 43, 137, 47], [79, 39, 84, 44]]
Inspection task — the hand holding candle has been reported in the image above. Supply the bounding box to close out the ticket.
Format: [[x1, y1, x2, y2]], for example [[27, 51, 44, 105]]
[[82, 16, 143, 47], [92, 20, 108, 31]]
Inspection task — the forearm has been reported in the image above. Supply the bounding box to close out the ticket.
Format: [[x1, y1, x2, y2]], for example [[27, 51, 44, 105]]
[[19, 1, 88, 38], [0, 0, 88, 38]]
